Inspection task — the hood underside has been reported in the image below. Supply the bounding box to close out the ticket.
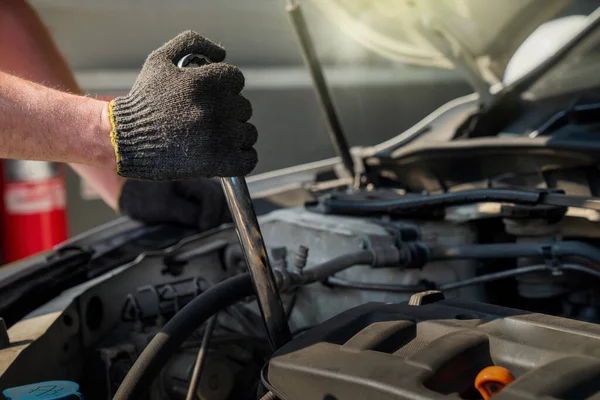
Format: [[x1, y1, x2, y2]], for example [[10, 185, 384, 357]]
[[314, 0, 573, 89]]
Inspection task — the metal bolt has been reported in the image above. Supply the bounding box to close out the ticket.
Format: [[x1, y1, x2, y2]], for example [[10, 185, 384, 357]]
[[294, 245, 309, 274], [177, 53, 212, 68]]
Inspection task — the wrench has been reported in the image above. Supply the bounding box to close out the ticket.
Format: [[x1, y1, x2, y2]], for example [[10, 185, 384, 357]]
[[178, 54, 291, 350]]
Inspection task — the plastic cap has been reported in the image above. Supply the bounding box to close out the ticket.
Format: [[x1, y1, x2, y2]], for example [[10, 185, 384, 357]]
[[2, 381, 82, 400], [475, 366, 515, 400]]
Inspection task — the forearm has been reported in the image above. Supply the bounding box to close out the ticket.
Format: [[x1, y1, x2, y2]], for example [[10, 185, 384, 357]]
[[69, 164, 125, 210], [0, 71, 114, 166], [0, 0, 124, 210]]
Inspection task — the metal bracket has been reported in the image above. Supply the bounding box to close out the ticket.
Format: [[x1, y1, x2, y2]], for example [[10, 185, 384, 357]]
[[540, 245, 563, 276]]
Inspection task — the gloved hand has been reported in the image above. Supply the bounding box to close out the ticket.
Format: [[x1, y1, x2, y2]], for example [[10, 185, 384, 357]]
[[118, 178, 231, 232], [109, 31, 257, 180]]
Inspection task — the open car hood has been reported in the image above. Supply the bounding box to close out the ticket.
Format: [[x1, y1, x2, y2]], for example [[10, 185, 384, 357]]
[[314, 0, 572, 95]]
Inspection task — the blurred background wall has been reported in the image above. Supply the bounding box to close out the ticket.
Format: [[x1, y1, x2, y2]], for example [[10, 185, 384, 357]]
[[27, 0, 472, 235]]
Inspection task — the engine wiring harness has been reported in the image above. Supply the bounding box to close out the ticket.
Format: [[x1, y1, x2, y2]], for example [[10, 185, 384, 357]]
[[113, 226, 600, 399], [107, 183, 600, 399]]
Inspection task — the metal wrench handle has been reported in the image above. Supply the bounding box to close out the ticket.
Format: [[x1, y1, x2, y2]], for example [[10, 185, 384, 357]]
[[176, 54, 291, 350], [220, 177, 291, 350]]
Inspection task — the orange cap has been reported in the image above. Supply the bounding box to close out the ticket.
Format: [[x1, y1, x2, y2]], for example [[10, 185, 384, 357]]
[[474, 366, 515, 400]]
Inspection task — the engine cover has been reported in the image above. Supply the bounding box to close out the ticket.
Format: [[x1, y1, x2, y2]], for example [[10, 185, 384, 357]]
[[267, 292, 600, 399]]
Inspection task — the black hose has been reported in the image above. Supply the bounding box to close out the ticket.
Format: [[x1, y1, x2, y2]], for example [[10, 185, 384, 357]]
[[322, 189, 600, 215], [325, 189, 542, 214], [430, 241, 600, 265], [113, 274, 254, 400], [300, 251, 374, 284]]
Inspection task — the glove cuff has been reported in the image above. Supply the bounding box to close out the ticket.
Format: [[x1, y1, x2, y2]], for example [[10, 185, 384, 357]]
[[108, 99, 121, 174], [109, 96, 163, 180]]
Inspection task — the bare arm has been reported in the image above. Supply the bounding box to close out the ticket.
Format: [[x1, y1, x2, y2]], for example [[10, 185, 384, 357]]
[[0, 72, 113, 166], [0, 0, 125, 209]]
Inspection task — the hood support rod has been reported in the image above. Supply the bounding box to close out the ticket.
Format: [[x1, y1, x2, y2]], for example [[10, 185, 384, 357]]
[[286, 0, 356, 179]]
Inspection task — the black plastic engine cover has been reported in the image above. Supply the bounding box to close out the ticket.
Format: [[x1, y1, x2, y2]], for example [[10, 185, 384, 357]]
[[267, 294, 600, 399]]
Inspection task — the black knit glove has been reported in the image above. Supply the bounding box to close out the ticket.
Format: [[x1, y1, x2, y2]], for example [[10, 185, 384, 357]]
[[108, 31, 258, 180], [118, 179, 231, 232]]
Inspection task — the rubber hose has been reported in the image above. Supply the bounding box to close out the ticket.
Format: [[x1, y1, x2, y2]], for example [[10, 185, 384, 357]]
[[113, 273, 254, 400], [326, 189, 541, 214], [300, 251, 374, 284], [430, 241, 600, 265]]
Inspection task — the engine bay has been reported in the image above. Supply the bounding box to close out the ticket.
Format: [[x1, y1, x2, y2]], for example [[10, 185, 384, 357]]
[[4, 183, 600, 399], [6, 94, 600, 398]]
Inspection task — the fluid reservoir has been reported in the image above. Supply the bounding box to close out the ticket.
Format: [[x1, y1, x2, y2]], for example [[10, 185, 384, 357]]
[[2, 380, 82, 399]]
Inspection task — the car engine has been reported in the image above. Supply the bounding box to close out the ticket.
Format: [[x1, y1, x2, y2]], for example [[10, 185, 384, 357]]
[[268, 294, 600, 400], [4, 183, 600, 399]]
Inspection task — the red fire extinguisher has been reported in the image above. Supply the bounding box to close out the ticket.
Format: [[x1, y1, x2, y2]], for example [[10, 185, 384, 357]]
[[1, 160, 68, 263]]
